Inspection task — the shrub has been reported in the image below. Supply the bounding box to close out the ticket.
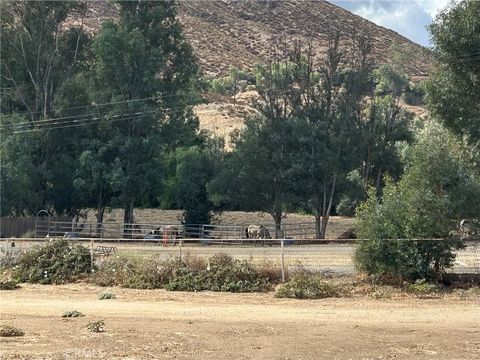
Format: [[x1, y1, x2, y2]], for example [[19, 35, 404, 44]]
[[91, 253, 273, 293], [0, 280, 20, 290], [91, 255, 138, 287], [62, 310, 85, 318], [12, 239, 93, 284], [275, 273, 340, 299], [91, 255, 180, 289], [404, 279, 437, 295], [87, 320, 105, 333], [0, 324, 24, 337], [165, 253, 271, 292], [98, 292, 116, 300]]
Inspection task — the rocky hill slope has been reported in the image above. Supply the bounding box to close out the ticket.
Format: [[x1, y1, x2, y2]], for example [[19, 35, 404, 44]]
[[77, 0, 430, 146], [80, 0, 431, 79]]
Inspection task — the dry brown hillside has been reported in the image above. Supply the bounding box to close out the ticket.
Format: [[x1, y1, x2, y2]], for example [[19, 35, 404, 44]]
[[80, 0, 431, 79], [76, 1, 430, 146]]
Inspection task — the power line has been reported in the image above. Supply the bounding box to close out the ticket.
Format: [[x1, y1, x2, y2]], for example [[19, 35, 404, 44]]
[[8, 102, 197, 134], [0, 92, 200, 120], [1, 98, 199, 132], [11, 111, 157, 134]]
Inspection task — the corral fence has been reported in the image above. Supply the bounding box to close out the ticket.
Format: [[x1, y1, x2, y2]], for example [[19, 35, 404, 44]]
[[29, 219, 329, 240]]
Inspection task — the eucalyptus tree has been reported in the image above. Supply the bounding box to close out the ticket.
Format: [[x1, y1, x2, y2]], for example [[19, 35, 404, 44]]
[[91, 0, 200, 229]]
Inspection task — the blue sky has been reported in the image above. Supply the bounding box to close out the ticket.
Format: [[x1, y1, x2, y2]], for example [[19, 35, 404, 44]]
[[330, 0, 451, 47]]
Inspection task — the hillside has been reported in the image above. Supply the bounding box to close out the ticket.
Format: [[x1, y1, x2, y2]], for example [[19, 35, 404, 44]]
[[80, 0, 432, 78], [76, 0, 430, 146]]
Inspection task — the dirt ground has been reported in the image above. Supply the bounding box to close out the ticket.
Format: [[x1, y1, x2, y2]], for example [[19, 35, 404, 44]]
[[1, 284, 479, 360]]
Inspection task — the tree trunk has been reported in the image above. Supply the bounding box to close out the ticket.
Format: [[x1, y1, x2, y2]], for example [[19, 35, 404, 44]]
[[95, 188, 105, 237], [272, 211, 283, 239], [123, 196, 135, 238], [314, 209, 322, 239]]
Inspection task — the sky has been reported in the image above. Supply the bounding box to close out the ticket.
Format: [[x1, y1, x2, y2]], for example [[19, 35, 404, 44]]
[[330, 0, 452, 47]]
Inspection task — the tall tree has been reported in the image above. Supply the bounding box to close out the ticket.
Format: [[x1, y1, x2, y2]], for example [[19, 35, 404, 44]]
[[427, 0, 480, 146], [289, 37, 373, 238], [0, 1, 91, 217], [91, 0, 200, 230]]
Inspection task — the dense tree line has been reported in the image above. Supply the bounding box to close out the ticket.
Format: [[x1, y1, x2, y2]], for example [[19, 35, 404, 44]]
[[1, 0, 478, 256]]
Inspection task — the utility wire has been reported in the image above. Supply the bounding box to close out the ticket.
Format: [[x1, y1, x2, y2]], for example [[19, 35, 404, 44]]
[[0, 92, 199, 120]]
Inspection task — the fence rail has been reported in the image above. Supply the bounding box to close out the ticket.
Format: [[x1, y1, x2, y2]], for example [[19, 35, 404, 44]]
[[30, 220, 327, 240]]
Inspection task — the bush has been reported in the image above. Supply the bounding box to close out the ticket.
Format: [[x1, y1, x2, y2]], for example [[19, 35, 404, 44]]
[[98, 292, 116, 300], [12, 239, 93, 284], [0, 324, 24, 337], [87, 320, 105, 333], [275, 272, 340, 299], [165, 253, 271, 292], [91, 255, 180, 289], [62, 310, 85, 318], [91, 256, 139, 287], [91, 253, 274, 293], [405, 279, 437, 295], [0, 280, 20, 290]]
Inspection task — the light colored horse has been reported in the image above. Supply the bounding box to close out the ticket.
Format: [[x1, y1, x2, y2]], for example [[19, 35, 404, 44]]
[[245, 225, 271, 246]]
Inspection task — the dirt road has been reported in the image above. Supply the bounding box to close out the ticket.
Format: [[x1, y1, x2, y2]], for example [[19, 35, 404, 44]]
[[1, 284, 479, 359]]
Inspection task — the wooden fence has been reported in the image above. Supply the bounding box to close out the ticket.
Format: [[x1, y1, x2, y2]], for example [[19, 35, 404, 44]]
[[0, 216, 72, 238]]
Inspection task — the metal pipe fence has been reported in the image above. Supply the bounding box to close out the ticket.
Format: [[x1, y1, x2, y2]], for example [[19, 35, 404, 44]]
[[32, 220, 329, 240]]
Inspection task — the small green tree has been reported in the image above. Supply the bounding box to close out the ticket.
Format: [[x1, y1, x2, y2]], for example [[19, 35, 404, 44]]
[[355, 122, 480, 281]]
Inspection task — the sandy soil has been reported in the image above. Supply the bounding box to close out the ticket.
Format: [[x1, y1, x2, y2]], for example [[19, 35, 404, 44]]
[[1, 284, 479, 360]]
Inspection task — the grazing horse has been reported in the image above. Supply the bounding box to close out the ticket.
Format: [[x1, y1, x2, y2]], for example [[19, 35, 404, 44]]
[[146, 225, 181, 246], [245, 225, 271, 246]]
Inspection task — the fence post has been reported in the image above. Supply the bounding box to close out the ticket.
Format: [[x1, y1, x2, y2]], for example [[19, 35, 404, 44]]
[[179, 237, 183, 263], [281, 238, 285, 283]]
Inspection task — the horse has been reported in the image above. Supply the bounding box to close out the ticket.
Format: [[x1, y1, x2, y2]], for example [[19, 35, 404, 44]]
[[245, 224, 271, 246], [145, 225, 181, 246]]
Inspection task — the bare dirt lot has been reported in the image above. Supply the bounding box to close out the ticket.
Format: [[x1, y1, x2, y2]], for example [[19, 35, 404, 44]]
[[1, 284, 479, 360]]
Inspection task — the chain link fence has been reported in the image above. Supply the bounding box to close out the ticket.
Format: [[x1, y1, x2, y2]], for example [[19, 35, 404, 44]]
[[3, 236, 479, 276]]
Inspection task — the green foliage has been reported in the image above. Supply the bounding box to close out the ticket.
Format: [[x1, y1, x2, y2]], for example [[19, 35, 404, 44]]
[[174, 146, 214, 224], [12, 239, 93, 284], [403, 82, 426, 106], [87, 320, 105, 333], [91, 253, 273, 292], [404, 279, 437, 295], [91, 0, 201, 225], [355, 122, 480, 281], [98, 292, 116, 300], [373, 64, 409, 96], [62, 310, 85, 318], [0, 280, 20, 290], [427, 0, 480, 145], [207, 67, 255, 95], [165, 253, 270, 292], [0, 324, 24, 337], [275, 273, 340, 299]]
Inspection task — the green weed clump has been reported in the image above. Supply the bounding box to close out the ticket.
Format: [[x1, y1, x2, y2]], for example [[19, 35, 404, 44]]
[[404, 279, 438, 295], [98, 292, 116, 300], [87, 320, 105, 333], [0, 324, 24, 337], [275, 272, 340, 299], [62, 310, 85, 318], [0, 280, 20, 290], [12, 239, 93, 284]]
